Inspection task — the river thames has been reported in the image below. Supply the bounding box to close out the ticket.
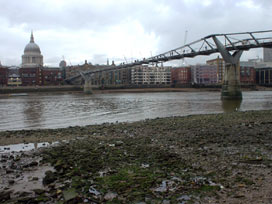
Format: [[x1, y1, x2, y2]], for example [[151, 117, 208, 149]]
[[0, 91, 272, 131]]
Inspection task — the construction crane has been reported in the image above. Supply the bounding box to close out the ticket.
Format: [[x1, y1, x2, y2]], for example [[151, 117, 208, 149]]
[[123, 56, 128, 64]]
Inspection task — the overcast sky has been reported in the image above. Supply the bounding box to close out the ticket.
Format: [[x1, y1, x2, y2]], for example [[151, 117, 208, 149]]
[[0, 0, 271, 67]]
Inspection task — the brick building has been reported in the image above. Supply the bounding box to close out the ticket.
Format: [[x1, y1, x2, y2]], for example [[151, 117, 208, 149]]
[[20, 67, 42, 86], [240, 66, 256, 85], [41, 68, 63, 85], [65, 60, 120, 85], [191, 64, 218, 85], [65, 60, 97, 80], [0, 66, 9, 86], [171, 67, 191, 86], [20, 32, 44, 86]]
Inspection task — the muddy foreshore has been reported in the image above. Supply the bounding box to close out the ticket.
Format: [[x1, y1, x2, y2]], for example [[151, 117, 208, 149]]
[[0, 110, 272, 203]]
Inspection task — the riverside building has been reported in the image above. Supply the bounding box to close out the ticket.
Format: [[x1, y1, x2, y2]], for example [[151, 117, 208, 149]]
[[19, 32, 63, 86], [20, 32, 43, 86], [191, 64, 218, 85], [0, 65, 8, 86], [131, 65, 171, 85], [206, 57, 225, 83], [171, 67, 191, 87], [255, 65, 272, 86], [263, 48, 272, 62]]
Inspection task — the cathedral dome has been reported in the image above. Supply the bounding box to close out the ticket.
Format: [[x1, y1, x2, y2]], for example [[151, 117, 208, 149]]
[[23, 32, 41, 54], [24, 42, 41, 54], [22, 31, 43, 68]]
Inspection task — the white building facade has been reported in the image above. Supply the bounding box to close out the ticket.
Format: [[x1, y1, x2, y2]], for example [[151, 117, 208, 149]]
[[131, 65, 171, 85]]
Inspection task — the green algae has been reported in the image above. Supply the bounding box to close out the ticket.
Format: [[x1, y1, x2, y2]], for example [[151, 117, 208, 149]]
[[2, 110, 272, 203]]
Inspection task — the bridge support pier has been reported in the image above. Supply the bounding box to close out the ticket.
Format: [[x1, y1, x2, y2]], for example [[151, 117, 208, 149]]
[[212, 36, 243, 100], [221, 63, 242, 100], [79, 72, 93, 94], [83, 80, 93, 94]]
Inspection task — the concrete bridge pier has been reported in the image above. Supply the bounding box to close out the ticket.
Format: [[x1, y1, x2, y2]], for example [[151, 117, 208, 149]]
[[83, 80, 93, 94], [212, 36, 243, 100], [80, 72, 93, 94], [221, 62, 242, 100]]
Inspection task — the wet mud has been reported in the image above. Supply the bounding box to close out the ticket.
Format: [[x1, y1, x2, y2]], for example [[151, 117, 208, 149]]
[[0, 110, 272, 203]]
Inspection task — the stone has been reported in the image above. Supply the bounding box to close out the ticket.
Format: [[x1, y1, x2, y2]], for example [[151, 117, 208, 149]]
[[0, 191, 12, 202], [32, 177, 39, 181], [104, 192, 118, 201], [6, 169, 14, 174], [33, 189, 45, 195], [43, 170, 56, 185], [63, 188, 78, 201], [8, 180, 15, 185]]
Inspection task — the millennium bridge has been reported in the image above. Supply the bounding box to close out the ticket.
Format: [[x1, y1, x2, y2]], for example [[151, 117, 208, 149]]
[[66, 30, 272, 100]]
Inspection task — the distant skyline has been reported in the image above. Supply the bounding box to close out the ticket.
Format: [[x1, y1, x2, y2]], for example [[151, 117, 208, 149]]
[[0, 0, 271, 67]]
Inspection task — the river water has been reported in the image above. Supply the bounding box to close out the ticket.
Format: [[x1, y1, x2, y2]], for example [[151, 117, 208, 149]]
[[0, 91, 272, 131]]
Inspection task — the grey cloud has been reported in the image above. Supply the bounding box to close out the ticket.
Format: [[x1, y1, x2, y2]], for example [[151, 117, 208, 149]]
[[0, 0, 271, 66], [135, 0, 271, 55], [91, 54, 108, 65], [0, 0, 162, 31]]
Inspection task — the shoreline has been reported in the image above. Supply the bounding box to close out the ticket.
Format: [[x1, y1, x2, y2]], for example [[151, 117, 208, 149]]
[[0, 109, 269, 146], [0, 110, 272, 203], [1, 85, 272, 95]]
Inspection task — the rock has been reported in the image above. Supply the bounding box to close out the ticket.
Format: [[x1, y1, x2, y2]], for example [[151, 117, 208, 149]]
[[18, 191, 32, 197], [0, 191, 12, 202], [115, 141, 124, 146], [233, 194, 245, 198], [24, 161, 38, 168], [32, 177, 39, 181], [33, 189, 45, 195], [63, 188, 78, 201], [28, 161, 39, 167], [43, 170, 56, 185], [17, 196, 34, 203], [104, 192, 118, 201], [8, 180, 15, 185], [6, 169, 14, 174]]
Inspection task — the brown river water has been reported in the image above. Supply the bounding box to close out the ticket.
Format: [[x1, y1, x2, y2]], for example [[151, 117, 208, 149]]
[[0, 91, 272, 131]]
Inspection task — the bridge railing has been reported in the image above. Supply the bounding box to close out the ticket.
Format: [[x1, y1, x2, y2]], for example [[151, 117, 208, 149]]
[[146, 30, 272, 63]]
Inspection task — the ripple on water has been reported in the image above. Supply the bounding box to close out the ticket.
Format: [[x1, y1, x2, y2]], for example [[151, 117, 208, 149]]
[[0, 91, 272, 131]]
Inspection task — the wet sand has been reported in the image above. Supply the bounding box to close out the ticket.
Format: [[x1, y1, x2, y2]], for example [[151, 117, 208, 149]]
[[0, 110, 272, 203]]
